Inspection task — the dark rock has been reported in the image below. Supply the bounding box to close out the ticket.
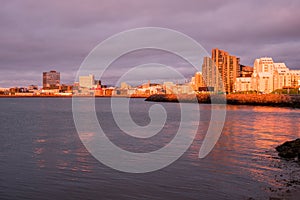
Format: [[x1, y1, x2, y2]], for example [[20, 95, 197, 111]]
[[269, 197, 282, 200], [275, 139, 300, 159]]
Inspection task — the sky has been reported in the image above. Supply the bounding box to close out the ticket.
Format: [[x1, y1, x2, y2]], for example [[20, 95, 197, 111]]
[[1, 0, 300, 87]]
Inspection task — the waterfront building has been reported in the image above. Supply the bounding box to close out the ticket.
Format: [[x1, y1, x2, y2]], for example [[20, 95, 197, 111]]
[[28, 85, 38, 90], [253, 57, 274, 73], [202, 57, 216, 88], [0, 88, 9, 95], [251, 58, 274, 93], [79, 74, 99, 89], [163, 82, 175, 94], [273, 63, 291, 90], [59, 84, 73, 93], [240, 65, 253, 77], [43, 70, 60, 89], [212, 48, 240, 93], [120, 82, 132, 89], [190, 72, 205, 91], [171, 83, 193, 94], [251, 57, 296, 93], [251, 72, 273, 93], [290, 70, 300, 87], [234, 77, 252, 92]]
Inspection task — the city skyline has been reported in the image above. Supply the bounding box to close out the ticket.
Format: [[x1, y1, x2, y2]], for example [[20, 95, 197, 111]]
[[1, 50, 299, 91], [2, 52, 299, 97], [1, 0, 300, 87]]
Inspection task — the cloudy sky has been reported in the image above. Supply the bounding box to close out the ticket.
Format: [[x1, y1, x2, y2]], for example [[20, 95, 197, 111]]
[[1, 0, 300, 87]]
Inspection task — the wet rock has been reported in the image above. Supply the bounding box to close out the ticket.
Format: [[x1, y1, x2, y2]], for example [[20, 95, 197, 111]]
[[275, 139, 300, 159]]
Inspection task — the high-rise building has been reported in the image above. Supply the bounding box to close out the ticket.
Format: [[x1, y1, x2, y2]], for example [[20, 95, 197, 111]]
[[43, 70, 60, 89], [212, 48, 240, 93], [202, 57, 215, 88]]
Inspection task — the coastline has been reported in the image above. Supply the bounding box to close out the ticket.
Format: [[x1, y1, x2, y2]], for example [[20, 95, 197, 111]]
[[1, 93, 300, 108], [145, 94, 300, 108], [0, 94, 149, 98]]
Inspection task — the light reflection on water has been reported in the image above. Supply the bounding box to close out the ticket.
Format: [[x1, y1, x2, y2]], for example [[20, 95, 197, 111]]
[[0, 98, 299, 200]]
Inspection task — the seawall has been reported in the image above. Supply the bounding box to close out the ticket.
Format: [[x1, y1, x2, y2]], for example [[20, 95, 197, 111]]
[[145, 94, 300, 108]]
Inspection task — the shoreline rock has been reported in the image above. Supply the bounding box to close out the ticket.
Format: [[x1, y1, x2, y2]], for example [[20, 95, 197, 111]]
[[276, 139, 300, 159]]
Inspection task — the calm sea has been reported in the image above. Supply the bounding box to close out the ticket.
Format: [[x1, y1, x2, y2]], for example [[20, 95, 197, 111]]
[[0, 98, 299, 200]]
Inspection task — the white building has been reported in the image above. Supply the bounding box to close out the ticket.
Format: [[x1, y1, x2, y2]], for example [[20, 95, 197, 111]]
[[250, 58, 273, 93], [163, 82, 175, 94], [252, 72, 273, 93], [234, 77, 252, 92], [273, 63, 291, 90], [79, 74, 96, 89], [290, 70, 300, 87], [248, 57, 296, 93]]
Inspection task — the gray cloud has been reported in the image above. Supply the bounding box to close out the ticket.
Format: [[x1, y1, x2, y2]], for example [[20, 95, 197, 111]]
[[0, 0, 299, 87]]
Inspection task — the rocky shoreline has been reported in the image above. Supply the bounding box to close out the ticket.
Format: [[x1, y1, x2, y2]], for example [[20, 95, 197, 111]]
[[268, 139, 300, 200], [145, 94, 300, 108]]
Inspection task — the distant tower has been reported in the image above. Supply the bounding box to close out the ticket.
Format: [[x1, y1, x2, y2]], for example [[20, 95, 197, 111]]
[[43, 70, 60, 89], [202, 56, 216, 89]]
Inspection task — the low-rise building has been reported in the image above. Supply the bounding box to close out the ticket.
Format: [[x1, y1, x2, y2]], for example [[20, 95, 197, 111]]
[[234, 77, 252, 92], [290, 70, 300, 87]]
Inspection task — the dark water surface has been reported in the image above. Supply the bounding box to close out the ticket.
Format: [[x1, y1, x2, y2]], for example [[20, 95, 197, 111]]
[[0, 98, 299, 200]]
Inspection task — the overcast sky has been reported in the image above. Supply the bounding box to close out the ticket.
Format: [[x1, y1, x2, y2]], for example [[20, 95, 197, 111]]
[[1, 0, 300, 87]]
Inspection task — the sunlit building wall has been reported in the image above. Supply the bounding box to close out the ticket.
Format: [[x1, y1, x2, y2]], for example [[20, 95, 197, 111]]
[[251, 57, 297, 93], [251, 58, 274, 93], [234, 77, 252, 92], [289, 70, 300, 87], [191, 72, 205, 91], [202, 57, 216, 88], [43, 70, 60, 89], [273, 63, 291, 90], [79, 74, 95, 89], [212, 48, 240, 93]]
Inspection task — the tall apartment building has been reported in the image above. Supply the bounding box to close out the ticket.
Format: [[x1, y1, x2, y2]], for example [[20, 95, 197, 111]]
[[211, 48, 240, 93], [202, 57, 215, 88], [43, 70, 60, 89]]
